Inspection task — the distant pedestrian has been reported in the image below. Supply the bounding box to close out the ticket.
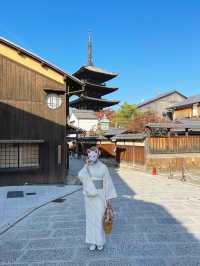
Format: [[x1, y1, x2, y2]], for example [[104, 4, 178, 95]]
[[78, 146, 117, 251]]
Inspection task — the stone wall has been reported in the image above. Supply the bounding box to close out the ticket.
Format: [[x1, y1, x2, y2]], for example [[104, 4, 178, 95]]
[[146, 153, 200, 172]]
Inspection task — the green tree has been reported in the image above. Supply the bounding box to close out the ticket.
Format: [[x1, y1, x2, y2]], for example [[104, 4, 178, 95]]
[[112, 102, 138, 128]]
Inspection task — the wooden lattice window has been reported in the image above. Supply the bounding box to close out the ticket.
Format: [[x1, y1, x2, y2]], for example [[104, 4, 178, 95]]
[[0, 143, 40, 169]]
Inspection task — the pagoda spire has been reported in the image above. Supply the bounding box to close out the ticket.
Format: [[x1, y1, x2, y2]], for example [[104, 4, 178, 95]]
[[88, 31, 93, 65], [71, 32, 119, 111]]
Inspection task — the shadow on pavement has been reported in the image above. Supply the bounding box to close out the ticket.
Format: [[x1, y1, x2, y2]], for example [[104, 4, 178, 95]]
[[0, 157, 199, 266], [68, 158, 200, 266]]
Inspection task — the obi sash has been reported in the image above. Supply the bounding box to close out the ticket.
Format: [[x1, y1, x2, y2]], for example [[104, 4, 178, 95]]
[[93, 180, 103, 190]]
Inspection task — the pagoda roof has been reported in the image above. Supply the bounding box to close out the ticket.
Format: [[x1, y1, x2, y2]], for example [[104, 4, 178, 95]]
[[68, 81, 118, 96], [85, 82, 118, 96], [70, 95, 119, 110], [73, 65, 118, 83]]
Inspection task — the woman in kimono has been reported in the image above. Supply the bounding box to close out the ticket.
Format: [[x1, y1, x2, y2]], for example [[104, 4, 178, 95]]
[[78, 146, 117, 251]]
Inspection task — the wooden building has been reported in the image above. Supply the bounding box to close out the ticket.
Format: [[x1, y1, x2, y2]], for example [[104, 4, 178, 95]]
[[0, 37, 83, 185], [167, 94, 200, 120], [79, 122, 200, 173], [77, 132, 146, 167], [145, 122, 200, 172], [137, 90, 186, 118], [112, 133, 145, 166]]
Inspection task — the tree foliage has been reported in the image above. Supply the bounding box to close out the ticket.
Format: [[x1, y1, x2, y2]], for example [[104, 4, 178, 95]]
[[96, 109, 115, 120], [111, 102, 138, 128], [127, 110, 165, 133]]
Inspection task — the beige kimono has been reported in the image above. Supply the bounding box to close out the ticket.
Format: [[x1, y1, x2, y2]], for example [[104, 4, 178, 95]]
[[78, 160, 117, 246]]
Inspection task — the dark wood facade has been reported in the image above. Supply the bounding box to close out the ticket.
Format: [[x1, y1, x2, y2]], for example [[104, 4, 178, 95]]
[[172, 105, 200, 120], [116, 145, 145, 165], [77, 130, 200, 173], [145, 135, 200, 172], [96, 139, 145, 166], [97, 143, 116, 157], [0, 54, 67, 185]]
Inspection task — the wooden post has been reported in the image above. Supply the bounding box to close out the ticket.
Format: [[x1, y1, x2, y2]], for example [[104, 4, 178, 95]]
[[167, 128, 170, 137], [181, 159, 186, 182], [168, 161, 173, 179], [57, 145, 62, 165], [66, 143, 69, 169]]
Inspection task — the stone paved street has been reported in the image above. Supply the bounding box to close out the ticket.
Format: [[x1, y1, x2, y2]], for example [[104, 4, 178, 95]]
[[1, 158, 200, 266], [0, 185, 79, 232]]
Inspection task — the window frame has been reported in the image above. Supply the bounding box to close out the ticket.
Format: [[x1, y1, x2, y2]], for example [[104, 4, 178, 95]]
[[0, 143, 41, 172], [45, 93, 63, 110], [192, 103, 198, 117]]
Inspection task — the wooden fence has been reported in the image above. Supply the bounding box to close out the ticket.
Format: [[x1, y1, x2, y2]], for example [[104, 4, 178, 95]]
[[97, 143, 115, 157], [97, 142, 145, 165], [116, 145, 145, 165], [148, 136, 200, 154]]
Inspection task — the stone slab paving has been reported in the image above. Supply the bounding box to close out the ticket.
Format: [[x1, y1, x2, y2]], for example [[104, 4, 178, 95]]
[[0, 184, 80, 231], [0, 158, 200, 265]]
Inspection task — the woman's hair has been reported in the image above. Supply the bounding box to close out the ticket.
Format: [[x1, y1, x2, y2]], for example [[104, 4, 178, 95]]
[[89, 146, 98, 151], [87, 146, 101, 156]]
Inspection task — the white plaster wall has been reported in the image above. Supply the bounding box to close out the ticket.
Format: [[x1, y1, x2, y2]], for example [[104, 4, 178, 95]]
[[69, 113, 98, 132], [78, 119, 98, 132], [69, 113, 78, 126]]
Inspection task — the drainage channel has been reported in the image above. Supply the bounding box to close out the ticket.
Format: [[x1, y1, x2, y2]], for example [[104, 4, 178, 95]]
[[7, 191, 37, 198]]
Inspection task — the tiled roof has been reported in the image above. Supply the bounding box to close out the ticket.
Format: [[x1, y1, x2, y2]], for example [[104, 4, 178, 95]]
[[145, 122, 183, 129], [146, 119, 200, 130], [168, 94, 200, 109], [80, 135, 107, 141], [85, 82, 118, 95], [73, 65, 118, 77], [104, 127, 128, 136], [67, 123, 86, 133], [112, 133, 146, 141], [137, 89, 186, 108], [0, 37, 83, 85], [84, 65, 118, 76], [178, 118, 200, 128], [70, 95, 120, 104], [72, 109, 98, 120]]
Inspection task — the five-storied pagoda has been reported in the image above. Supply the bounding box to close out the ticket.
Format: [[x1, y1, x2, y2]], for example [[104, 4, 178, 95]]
[[70, 33, 119, 111]]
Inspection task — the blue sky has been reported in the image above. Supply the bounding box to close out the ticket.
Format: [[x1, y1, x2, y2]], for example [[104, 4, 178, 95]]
[[1, 0, 200, 106]]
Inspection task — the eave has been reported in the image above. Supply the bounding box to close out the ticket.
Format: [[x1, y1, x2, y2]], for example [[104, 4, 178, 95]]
[[73, 65, 118, 83], [70, 95, 120, 110], [0, 37, 83, 86]]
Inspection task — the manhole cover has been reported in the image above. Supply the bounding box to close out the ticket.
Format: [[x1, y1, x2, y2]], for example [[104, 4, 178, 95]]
[[26, 192, 36, 196], [7, 191, 24, 198], [52, 198, 65, 203]]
